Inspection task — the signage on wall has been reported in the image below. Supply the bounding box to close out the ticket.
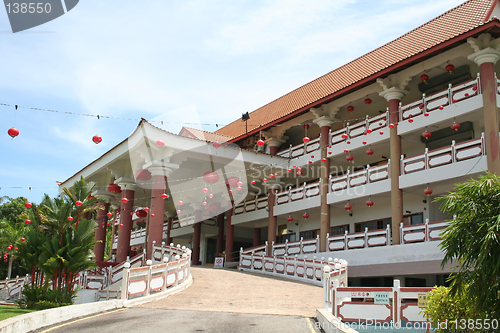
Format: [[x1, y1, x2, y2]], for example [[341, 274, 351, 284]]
[[214, 257, 224, 268]]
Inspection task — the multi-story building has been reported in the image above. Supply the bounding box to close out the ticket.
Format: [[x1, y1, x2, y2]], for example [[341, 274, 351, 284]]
[[59, 0, 500, 287]]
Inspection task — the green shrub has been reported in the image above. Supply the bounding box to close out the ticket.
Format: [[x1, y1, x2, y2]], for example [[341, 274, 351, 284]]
[[18, 285, 77, 309]]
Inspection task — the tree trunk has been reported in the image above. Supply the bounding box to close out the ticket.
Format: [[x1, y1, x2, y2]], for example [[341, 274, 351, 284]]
[[6, 256, 13, 279]]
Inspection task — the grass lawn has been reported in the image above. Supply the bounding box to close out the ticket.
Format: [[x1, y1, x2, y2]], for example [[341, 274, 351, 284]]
[[0, 305, 36, 321]]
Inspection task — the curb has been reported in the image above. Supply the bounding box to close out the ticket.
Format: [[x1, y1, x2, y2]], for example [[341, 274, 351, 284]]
[[316, 308, 358, 333]]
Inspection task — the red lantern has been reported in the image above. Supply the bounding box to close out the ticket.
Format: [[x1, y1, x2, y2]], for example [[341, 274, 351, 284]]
[[303, 136, 310, 143], [379, 131, 384, 135], [366, 129, 372, 134], [151, 214, 155, 217], [269, 174, 274, 179], [322, 158, 327, 162], [108, 183, 121, 194], [287, 216, 293, 222], [341, 133, 348, 139], [209, 194, 214, 198], [177, 209, 181, 214], [7, 127, 19, 138], [346, 155, 354, 162], [237, 181, 243, 187], [362, 141, 367, 145], [20, 238, 25, 242], [237, 186, 242, 191], [203, 171, 219, 184], [161, 193, 169, 199], [178, 200, 183, 206], [262, 178, 267, 182], [408, 118, 414, 123], [364, 98, 372, 105], [213, 142, 221, 148], [366, 199, 374, 207], [296, 167, 302, 171], [25, 219, 31, 224], [366, 148, 374, 156], [203, 201, 207, 206], [144, 207, 150, 212], [121, 198, 128, 203], [202, 187, 209, 193], [302, 212, 309, 219], [422, 130, 431, 140], [251, 180, 256, 184], [92, 135, 102, 144], [228, 190, 233, 194], [156, 140, 165, 147], [119, 223, 124, 227], [107, 212, 113, 217], [445, 64, 455, 73], [344, 203, 352, 211], [344, 149, 349, 153], [257, 139, 265, 146], [136, 210, 147, 218], [389, 123, 395, 129], [68, 217, 74, 221], [451, 122, 461, 131], [308, 160, 312, 164], [75, 200, 83, 207], [136, 169, 152, 181], [287, 168, 292, 172], [24, 202, 32, 208], [347, 106, 354, 112], [420, 74, 429, 83], [424, 112, 429, 117], [424, 187, 433, 196], [225, 177, 240, 188]]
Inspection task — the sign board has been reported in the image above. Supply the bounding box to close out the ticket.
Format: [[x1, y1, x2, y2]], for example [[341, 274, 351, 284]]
[[350, 292, 373, 298], [418, 294, 429, 308], [374, 292, 390, 304], [214, 257, 224, 268]]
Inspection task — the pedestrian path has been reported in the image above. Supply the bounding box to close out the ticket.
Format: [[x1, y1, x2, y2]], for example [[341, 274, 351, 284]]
[[137, 267, 323, 317]]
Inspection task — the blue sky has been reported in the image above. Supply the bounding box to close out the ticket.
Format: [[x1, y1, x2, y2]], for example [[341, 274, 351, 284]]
[[0, 0, 466, 203]]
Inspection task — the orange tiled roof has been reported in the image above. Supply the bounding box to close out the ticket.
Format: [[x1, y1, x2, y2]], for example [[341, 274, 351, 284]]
[[180, 126, 233, 142], [215, 0, 497, 139]]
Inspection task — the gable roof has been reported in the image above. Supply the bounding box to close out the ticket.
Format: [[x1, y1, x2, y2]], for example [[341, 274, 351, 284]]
[[179, 126, 233, 142], [214, 0, 497, 140]]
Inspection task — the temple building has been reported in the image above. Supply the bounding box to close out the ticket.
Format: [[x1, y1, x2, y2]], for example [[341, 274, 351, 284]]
[[59, 0, 500, 287]]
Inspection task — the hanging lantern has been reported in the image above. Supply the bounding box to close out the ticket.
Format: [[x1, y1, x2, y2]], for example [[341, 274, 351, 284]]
[[344, 149, 349, 153], [420, 74, 429, 83], [203, 201, 207, 206], [424, 187, 433, 196], [366, 129, 373, 134], [257, 139, 265, 146], [107, 212, 113, 217], [136, 169, 152, 181], [209, 194, 214, 198], [424, 112, 430, 117], [389, 123, 395, 129], [144, 207, 150, 212], [92, 135, 102, 144], [25, 219, 31, 224], [347, 106, 354, 112], [136, 210, 147, 218], [225, 177, 240, 188], [24, 202, 32, 208], [341, 133, 348, 139], [303, 136, 310, 143], [364, 98, 372, 105], [292, 165, 296, 168], [75, 201, 83, 207], [362, 141, 367, 145], [178, 200, 183, 206], [366, 199, 374, 207], [287, 168, 292, 172], [451, 122, 461, 131], [422, 130, 432, 140], [379, 131, 384, 135], [366, 148, 374, 156], [203, 171, 219, 184], [237, 186, 242, 191], [328, 151, 332, 154], [161, 193, 169, 199], [121, 198, 128, 203], [177, 209, 181, 214], [108, 183, 121, 194], [213, 142, 221, 148], [202, 187, 209, 193], [308, 160, 312, 164], [119, 223, 124, 227], [7, 127, 19, 138], [346, 155, 354, 162], [151, 214, 155, 217], [346, 141, 351, 144], [156, 140, 165, 147], [302, 212, 309, 219], [344, 203, 352, 212], [296, 167, 301, 171], [287, 216, 293, 222], [251, 180, 256, 184], [408, 118, 414, 123], [20, 238, 25, 242], [228, 190, 233, 194], [237, 181, 243, 187], [262, 178, 267, 182], [269, 174, 274, 179], [67, 217, 74, 221], [322, 158, 327, 162], [445, 64, 455, 74]]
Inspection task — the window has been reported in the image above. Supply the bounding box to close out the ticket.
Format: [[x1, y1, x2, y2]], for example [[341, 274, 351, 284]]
[[299, 229, 317, 240], [409, 213, 423, 225], [277, 233, 296, 243], [355, 218, 391, 233], [331, 224, 349, 236]]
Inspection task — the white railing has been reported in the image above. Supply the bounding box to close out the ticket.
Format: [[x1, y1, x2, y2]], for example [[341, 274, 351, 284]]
[[271, 236, 320, 256], [0, 275, 29, 301], [239, 253, 347, 287], [329, 162, 390, 193], [275, 181, 321, 205], [325, 278, 433, 327], [240, 242, 267, 255], [234, 196, 268, 215], [400, 219, 450, 244], [277, 135, 321, 158], [326, 225, 391, 251], [400, 76, 481, 121], [109, 252, 145, 285], [118, 246, 191, 301], [401, 134, 485, 175]]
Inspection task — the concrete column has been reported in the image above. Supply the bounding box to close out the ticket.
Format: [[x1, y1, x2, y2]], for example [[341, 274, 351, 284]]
[[267, 188, 277, 254], [116, 180, 136, 263], [147, 174, 167, 259], [253, 228, 260, 247], [266, 137, 285, 156], [380, 88, 407, 245], [469, 47, 500, 174], [192, 208, 203, 265], [225, 204, 234, 262], [314, 116, 334, 252], [94, 201, 110, 262], [216, 213, 224, 256]]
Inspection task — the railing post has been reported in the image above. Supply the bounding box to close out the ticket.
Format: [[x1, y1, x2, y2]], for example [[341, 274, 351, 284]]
[[146, 259, 152, 296], [422, 93, 426, 113], [451, 140, 456, 163], [425, 219, 429, 242], [344, 230, 348, 250], [481, 132, 486, 155], [388, 159, 391, 178], [477, 72, 482, 94], [285, 239, 288, 256], [332, 279, 340, 317], [393, 279, 401, 327], [294, 255, 298, 277], [316, 234, 320, 253], [400, 155, 404, 175], [288, 144, 292, 159], [346, 170, 351, 189], [303, 182, 307, 199], [386, 224, 391, 247], [161, 257, 168, 292], [174, 254, 180, 287], [271, 240, 275, 257], [325, 233, 329, 252], [120, 262, 130, 300], [424, 148, 429, 169], [365, 115, 369, 132], [251, 251, 254, 271], [366, 164, 370, 184], [386, 108, 390, 126], [400, 222, 404, 245], [448, 83, 452, 105], [299, 237, 304, 255], [346, 122, 350, 138], [364, 227, 368, 248], [265, 241, 269, 256]]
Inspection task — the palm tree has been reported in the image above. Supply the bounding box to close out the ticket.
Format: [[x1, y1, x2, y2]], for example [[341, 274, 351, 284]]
[[0, 220, 27, 279]]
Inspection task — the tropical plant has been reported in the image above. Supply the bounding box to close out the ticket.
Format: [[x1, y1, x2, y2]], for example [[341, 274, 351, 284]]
[[436, 172, 500, 318]]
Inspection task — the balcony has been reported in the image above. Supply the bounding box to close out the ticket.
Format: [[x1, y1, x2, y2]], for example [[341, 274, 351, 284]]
[[232, 196, 268, 225], [276, 76, 483, 163], [274, 181, 320, 215]]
